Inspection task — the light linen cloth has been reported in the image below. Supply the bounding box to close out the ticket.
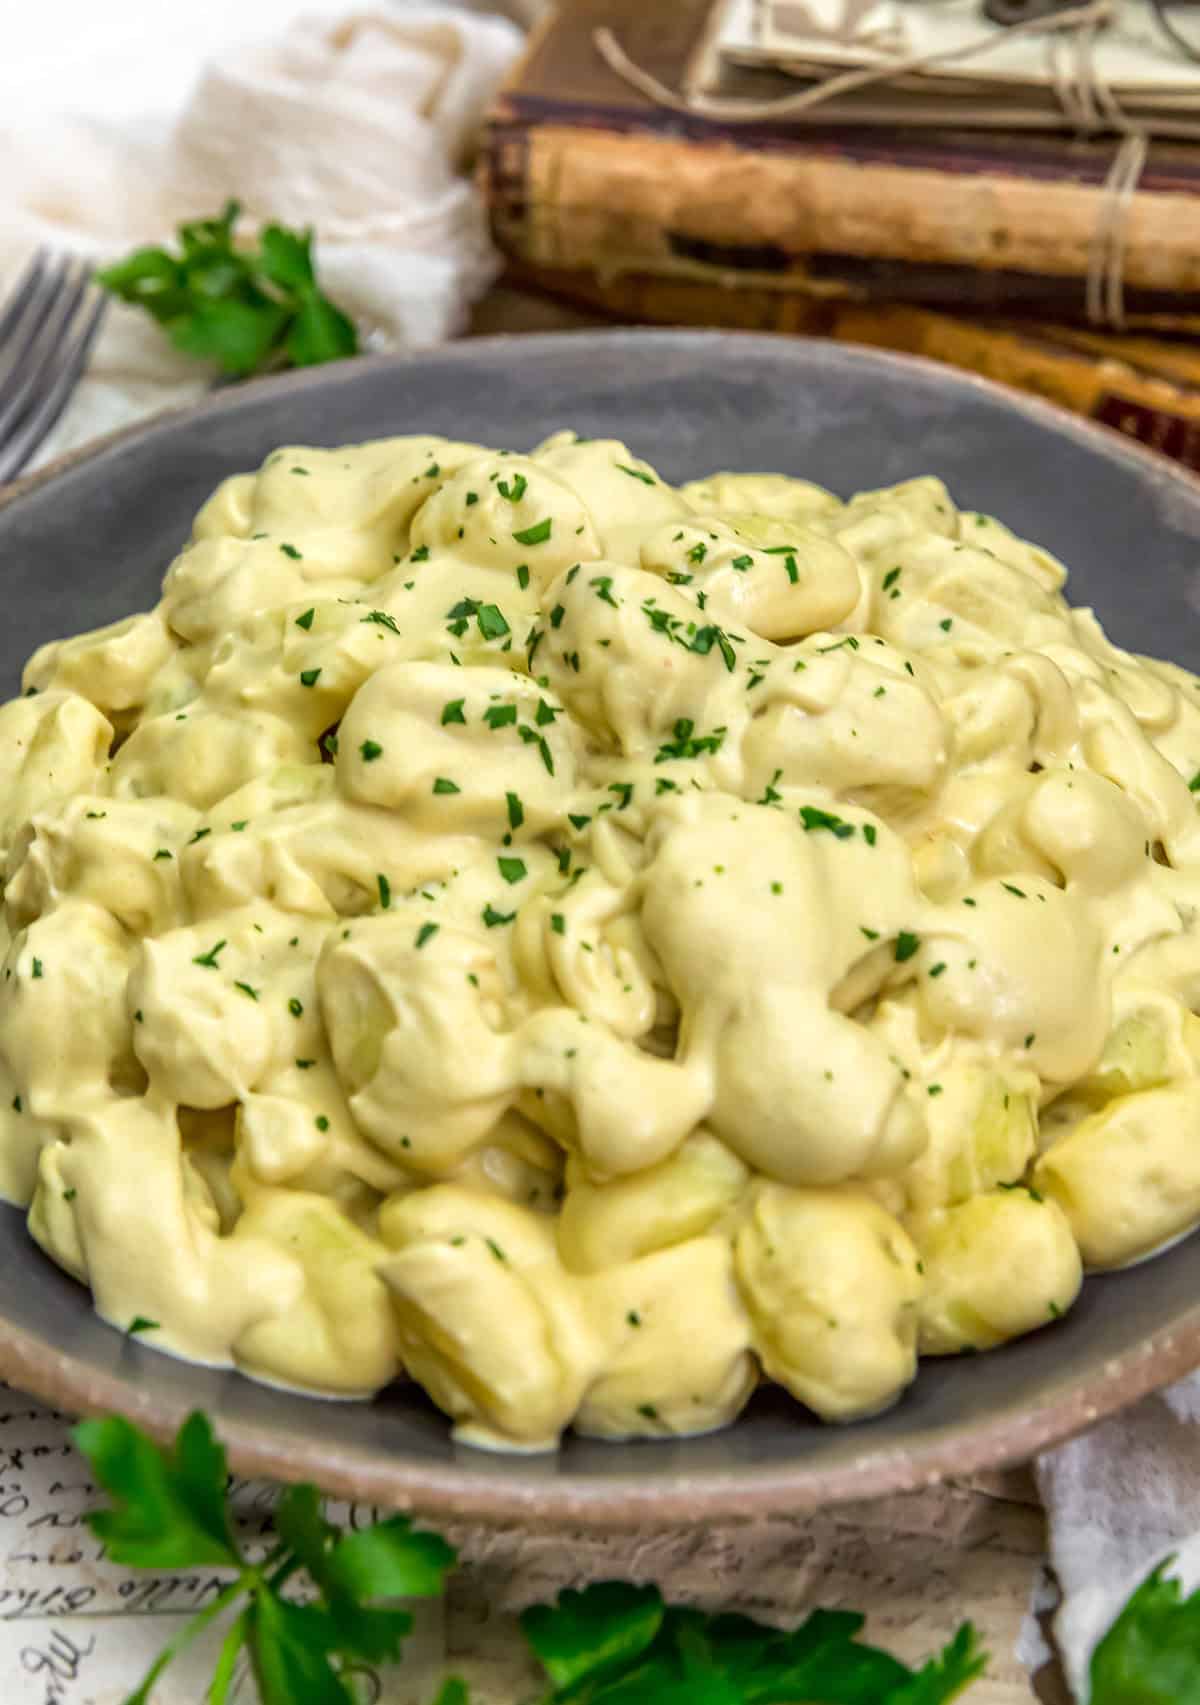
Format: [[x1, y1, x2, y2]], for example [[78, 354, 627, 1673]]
[[0, 2, 541, 468], [2, 5, 1199, 1699]]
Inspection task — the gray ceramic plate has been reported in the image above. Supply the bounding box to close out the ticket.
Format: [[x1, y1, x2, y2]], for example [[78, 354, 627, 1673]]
[[2, 331, 1200, 1527]]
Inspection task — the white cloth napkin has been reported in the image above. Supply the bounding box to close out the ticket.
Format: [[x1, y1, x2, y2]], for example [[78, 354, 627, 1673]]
[[0, 1, 542, 470], [1036, 1376, 1200, 1699]]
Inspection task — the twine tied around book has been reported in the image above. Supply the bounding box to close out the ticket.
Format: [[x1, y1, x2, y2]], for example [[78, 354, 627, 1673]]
[[593, 9, 1200, 330]]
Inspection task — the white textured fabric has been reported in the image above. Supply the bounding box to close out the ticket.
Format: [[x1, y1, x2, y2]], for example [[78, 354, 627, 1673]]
[[0, 2, 538, 469], [1037, 1373, 1200, 1699]]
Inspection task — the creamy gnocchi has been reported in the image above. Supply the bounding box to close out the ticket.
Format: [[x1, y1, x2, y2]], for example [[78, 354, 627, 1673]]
[[3, 429, 1200, 1451]]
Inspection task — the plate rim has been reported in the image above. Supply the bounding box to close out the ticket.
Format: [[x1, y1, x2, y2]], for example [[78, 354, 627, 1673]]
[[2, 328, 1200, 1524]]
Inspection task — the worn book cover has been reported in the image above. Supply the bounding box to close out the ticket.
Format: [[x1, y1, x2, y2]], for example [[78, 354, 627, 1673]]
[[480, 0, 1200, 323]]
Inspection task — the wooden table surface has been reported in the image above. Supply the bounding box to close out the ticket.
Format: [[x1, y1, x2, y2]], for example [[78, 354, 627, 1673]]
[[458, 277, 1073, 1705]]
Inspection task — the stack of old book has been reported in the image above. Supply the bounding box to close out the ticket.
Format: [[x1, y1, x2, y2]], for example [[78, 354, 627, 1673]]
[[479, 0, 1200, 471]]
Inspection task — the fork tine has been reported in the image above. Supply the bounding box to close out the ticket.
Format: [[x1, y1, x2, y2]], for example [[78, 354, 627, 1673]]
[[0, 254, 75, 390], [0, 279, 107, 484], [0, 259, 94, 445], [0, 251, 50, 348]]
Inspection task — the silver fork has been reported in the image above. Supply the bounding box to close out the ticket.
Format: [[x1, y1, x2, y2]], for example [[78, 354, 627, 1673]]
[[0, 253, 108, 484]]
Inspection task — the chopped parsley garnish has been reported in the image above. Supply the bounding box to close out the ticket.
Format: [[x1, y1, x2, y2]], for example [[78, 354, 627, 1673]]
[[731, 554, 754, 571], [799, 805, 855, 839], [608, 782, 634, 810], [279, 543, 302, 559], [517, 725, 555, 774], [377, 874, 392, 910], [655, 718, 726, 763], [484, 704, 517, 729], [31, 958, 43, 979], [863, 824, 877, 846], [590, 575, 619, 607], [535, 699, 561, 726], [315, 1115, 330, 1132], [295, 1058, 315, 1070], [432, 777, 461, 794], [498, 856, 527, 885], [127, 1317, 159, 1336], [153, 848, 173, 861], [506, 792, 524, 831], [189, 828, 211, 844], [882, 567, 901, 591], [361, 609, 400, 634], [929, 963, 948, 978], [410, 544, 430, 562], [757, 768, 783, 806], [689, 624, 737, 672], [483, 904, 516, 928], [485, 1238, 507, 1263], [550, 913, 565, 935], [445, 597, 510, 642], [476, 603, 510, 641], [783, 554, 798, 585], [288, 998, 303, 1017], [568, 813, 592, 831], [359, 739, 383, 762], [513, 518, 552, 546], [616, 463, 655, 485], [1001, 882, 1027, 898], [295, 607, 315, 630], [940, 618, 953, 632], [192, 940, 226, 968], [860, 926, 880, 941], [441, 699, 466, 725], [234, 982, 259, 1001], [415, 922, 439, 950], [498, 473, 528, 503], [516, 564, 530, 590], [299, 668, 321, 687], [895, 931, 920, 963], [687, 542, 707, 566]]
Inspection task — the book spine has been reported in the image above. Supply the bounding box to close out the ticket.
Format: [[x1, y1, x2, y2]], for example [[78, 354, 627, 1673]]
[[481, 117, 1200, 305], [498, 259, 1200, 473], [833, 305, 1200, 471]]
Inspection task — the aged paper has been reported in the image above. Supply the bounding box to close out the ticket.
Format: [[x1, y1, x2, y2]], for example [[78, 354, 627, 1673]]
[[0, 1387, 445, 1705]]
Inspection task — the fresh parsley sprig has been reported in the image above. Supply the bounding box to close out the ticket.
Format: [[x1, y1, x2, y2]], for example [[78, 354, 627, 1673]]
[[73, 1410, 989, 1705], [96, 201, 357, 378], [520, 1582, 986, 1705], [73, 1411, 455, 1704]]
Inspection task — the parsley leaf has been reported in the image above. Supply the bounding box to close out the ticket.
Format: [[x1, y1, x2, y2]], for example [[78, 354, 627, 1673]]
[[514, 518, 553, 546], [1090, 1557, 1200, 1704], [96, 201, 357, 378], [74, 1411, 241, 1570], [521, 1582, 986, 1704]]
